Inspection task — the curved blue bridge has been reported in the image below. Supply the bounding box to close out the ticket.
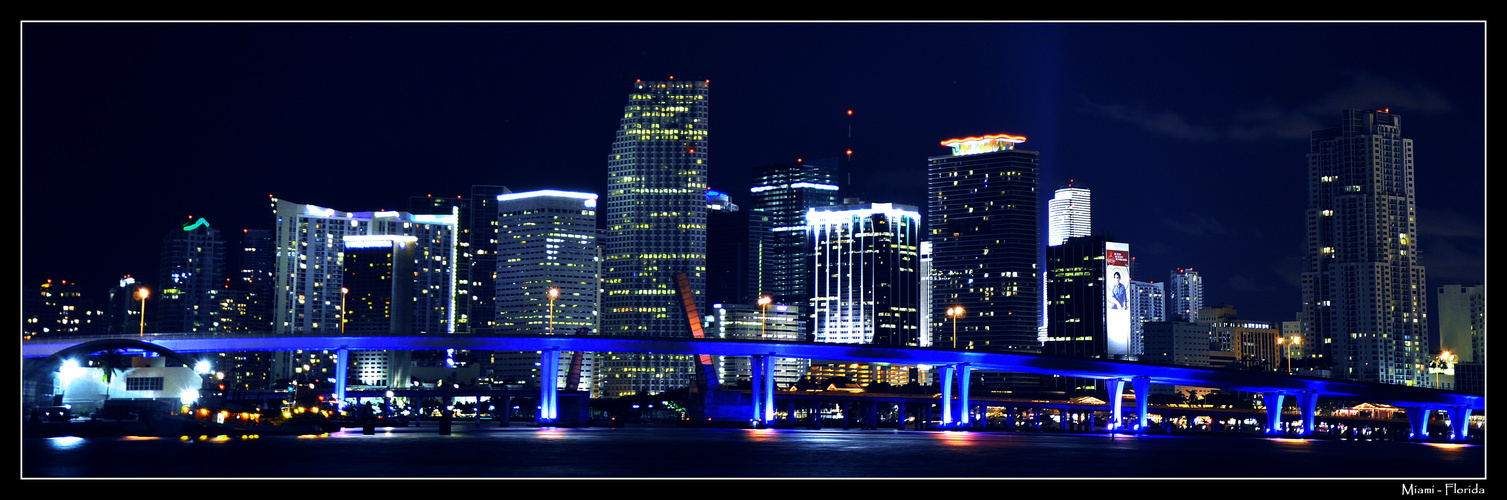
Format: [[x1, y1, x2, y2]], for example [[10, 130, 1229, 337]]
[[23, 333, 1484, 440]]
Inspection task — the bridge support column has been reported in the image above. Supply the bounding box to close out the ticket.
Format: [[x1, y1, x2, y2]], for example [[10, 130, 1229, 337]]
[[1447, 407, 1472, 441], [1264, 393, 1285, 435], [761, 355, 776, 424], [957, 364, 972, 428], [751, 354, 764, 425], [939, 365, 955, 427], [1297, 391, 1319, 436], [335, 347, 349, 413], [1405, 407, 1430, 440], [1132, 376, 1150, 433], [751, 354, 776, 426], [539, 349, 558, 424], [1106, 378, 1125, 431]]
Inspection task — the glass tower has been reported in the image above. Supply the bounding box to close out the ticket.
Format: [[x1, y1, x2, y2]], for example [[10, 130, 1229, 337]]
[[808, 202, 921, 347], [1302, 109, 1428, 386], [749, 159, 840, 306], [599, 79, 709, 396], [927, 133, 1041, 352], [157, 217, 225, 333], [1048, 185, 1091, 247]]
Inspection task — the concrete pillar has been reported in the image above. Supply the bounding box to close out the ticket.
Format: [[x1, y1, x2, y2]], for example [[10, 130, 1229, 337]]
[[1447, 407, 1473, 441], [750, 354, 764, 425], [1264, 393, 1286, 435], [957, 364, 972, 427], [939, 365, 955, 427], [1106, 378, 1126, 431], [1298, 391, 1319, 436], [761, 355, 776, 424], [1405, 407, 1431, 440], [334, 347, 349, 413], [1132, 376, 1150, 433], [539, 349, 558, 424]]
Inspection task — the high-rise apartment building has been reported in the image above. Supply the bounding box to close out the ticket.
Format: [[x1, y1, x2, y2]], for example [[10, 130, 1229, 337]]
[[1302, 109, 1428, 386], [749, 159, 840, 305], [927, 133, 1041, 352], [599, 79, 709, 396], [1048, 184, 1091, 247], [157, 217, 225, 333], [272, 198, 458, 336], [1129, 279, 1165, 357], [1167, 268, 1203, 323], [808, 202, 921, 347]]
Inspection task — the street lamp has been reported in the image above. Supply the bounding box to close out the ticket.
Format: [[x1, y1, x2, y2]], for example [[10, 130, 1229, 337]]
[[341, 287, 349, 334], [137, 287, 150, 337], [547, 287, 560, 335], [946, 305, 965, 349], [758, 295, 772, 339]]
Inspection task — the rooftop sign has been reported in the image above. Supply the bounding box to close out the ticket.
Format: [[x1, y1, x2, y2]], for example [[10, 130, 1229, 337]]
[[940, 133, 1027, 156]]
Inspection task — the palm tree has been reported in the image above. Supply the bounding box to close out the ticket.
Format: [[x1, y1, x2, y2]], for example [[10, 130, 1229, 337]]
[[92, 349, 129, 404]]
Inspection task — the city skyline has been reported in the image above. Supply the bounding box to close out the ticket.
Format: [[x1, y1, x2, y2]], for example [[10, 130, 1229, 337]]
[[22, 22, 1485, 346]]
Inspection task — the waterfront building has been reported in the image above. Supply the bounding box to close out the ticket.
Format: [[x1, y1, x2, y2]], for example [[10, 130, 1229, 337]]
[[156, 217, 225, 333], [494, 190, 599, 336], [707, 188, 758, 306], [808, 201, 921, 347], [24, 279, 108, 338], [1302, 109, 1428, 386], [271, 198, 458, 336], [927, 133, 1041, 353], [599, 79, 709, 396]]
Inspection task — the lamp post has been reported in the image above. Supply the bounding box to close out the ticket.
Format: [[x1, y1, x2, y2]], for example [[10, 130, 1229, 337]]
[[758, 295, 772, 339], [1277, 337, 1286, 373], [547, 287, 560, 335], [137, 287, 150, 337], [946, 305, 965, 349], [341, 287, 349, 334]]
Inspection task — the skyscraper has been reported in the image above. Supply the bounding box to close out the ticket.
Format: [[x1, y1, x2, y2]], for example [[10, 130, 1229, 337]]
[[1128, 279, 1165, 357], [749, 159, 840, 305], [1048, 184, 1091, 247], [1302, 109, 1428, 386], [927, 133, 1041, 352], [1043, 235, 1133, 359], [808, 202, 921, 346], [157, 217, 225, 333], [494, 190, 600, 336], [599, 79, 709, 396], [1167, 268, 1203, 323]]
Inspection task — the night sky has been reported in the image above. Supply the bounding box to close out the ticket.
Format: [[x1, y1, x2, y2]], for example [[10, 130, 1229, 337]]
[[22, 22, 1486, 343]]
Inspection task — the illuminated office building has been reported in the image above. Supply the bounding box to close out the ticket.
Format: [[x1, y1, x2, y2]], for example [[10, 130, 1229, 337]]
[[1048, 184, 1091, 247], [599, 79, 709, 396], [1302, 109, 1428, 386], [494, 190, 600, 336], [808, 202, 921, 347], [24, 279, 107, 338], [1435, 284, 1483, 394], [927, 133, 1041, 352], [157, 217, 225, 333], [706, 302, 807, 388], [749, 159, 840, 305], [1044, 236, 1133, 359]]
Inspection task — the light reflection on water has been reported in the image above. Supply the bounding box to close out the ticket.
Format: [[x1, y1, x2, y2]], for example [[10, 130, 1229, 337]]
[[25, 426, 1484, 479]]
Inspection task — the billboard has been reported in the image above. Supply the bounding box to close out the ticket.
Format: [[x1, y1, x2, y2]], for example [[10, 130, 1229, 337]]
[[1104, 242, 1131, 358]]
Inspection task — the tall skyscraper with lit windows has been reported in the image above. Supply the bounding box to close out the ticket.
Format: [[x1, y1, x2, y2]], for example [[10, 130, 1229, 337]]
[[494, 190, 600, 336], [808, 202, 921, 347], [157, 217, 225, 333], [599, 79, 709, 397], [1302, 109, 1428, 386], [927, 133, 1040, 352], [1167, 268, 1203, 323]]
